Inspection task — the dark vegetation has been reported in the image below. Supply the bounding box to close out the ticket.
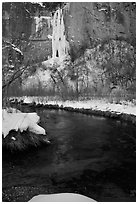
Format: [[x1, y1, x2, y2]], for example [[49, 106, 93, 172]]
[[2, 129, 49, 151]]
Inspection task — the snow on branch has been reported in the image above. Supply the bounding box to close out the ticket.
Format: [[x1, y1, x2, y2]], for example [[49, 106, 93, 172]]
[[3, 40, 23, 56]]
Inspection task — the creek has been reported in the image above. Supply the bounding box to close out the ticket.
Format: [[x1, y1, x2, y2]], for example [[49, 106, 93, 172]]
[[2, 107, 136, 202]]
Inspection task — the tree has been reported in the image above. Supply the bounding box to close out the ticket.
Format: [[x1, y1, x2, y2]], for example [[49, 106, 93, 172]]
[[2, 40, 26, 106]]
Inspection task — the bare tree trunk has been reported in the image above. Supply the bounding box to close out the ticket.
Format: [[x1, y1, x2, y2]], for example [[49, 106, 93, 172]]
[[2, 83, 10, 108], [76, 68, 79, 100]]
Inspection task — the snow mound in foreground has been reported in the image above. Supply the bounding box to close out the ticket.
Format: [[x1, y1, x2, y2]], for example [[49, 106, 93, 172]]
[[29, 193, 96, 202], [2, 109, 46, 138]]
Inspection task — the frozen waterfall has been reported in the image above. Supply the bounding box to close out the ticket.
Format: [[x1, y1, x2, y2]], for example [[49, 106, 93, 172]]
[[41, 7, 70, 68], [52, 8, 69, 60]]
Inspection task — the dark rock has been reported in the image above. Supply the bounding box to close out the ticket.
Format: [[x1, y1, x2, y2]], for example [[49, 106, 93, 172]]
[[2, 129, 49, 151]]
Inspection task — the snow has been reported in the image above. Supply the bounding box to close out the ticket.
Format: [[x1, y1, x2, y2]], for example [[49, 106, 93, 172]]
[[47, 34, 52, 39], [52, 8, 69, 59], [35, 7, 70, 82], [11, 136, 16, 141], [42, 7, 70, 68], [11, 97, 136, 116], [52, 100, 136, 116], [34, 16, 43, 33], [3, 41, 23, 55], [2, 108, 46, 138], [40, 7, 70, 64], [29, 193, 96, 202], [12, 47, 23, 56], [22, 69, 51, 90], [34, 16, 51, 32]]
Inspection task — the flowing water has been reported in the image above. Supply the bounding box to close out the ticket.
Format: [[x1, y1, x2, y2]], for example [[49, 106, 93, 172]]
[[2, 107, 136, 202]]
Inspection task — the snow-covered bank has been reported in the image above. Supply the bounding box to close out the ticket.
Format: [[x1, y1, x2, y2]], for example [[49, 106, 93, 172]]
[[10, 96, 136, 121], [2, 108, 50, 150], [11, 96, 136, 116]]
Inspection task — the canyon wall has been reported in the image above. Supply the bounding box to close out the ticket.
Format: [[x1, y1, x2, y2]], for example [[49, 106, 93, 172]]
[[63, 2, 136, 60], [3, 2, 136, 63], [2, 2, 136, 100]]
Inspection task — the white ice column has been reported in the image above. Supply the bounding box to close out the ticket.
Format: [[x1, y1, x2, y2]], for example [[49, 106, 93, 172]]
[[52, 8, 69, 59]]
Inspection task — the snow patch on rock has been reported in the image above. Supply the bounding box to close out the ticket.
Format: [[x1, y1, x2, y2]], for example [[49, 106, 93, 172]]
[[2, 108, 46, 138]]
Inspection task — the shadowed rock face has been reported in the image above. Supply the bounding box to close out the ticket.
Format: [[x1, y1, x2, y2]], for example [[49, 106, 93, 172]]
[[63, 2, 136, 60]]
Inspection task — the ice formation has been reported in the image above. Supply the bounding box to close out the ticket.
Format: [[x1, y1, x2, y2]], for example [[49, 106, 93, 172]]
[[34, 16, 52, 32], [52, 8, 69, 59], [42, 7, 70, 69], [34, 7, 69, 62]]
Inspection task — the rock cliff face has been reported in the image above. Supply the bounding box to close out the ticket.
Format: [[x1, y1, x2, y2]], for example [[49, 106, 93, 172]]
[[63, 2, 136, 60], [3, 2, 135, 63], [2, 2, 136, 100]]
